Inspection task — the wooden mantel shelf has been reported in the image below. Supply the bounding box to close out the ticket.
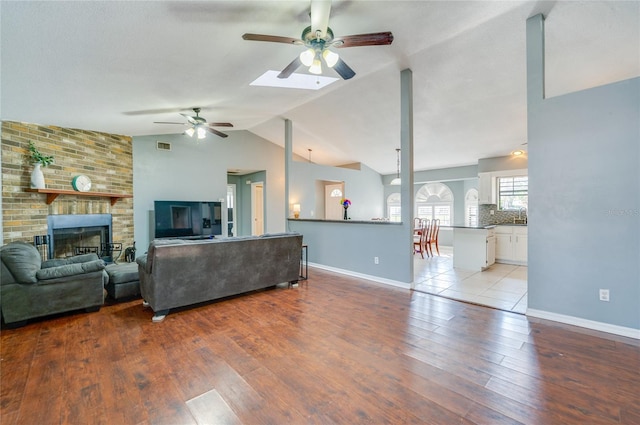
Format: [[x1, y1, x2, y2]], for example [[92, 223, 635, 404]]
[[25, 188, 132, 206]]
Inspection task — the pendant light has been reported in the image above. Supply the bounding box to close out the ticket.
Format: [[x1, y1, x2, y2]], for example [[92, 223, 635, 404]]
[[390, 148, 401, 185]]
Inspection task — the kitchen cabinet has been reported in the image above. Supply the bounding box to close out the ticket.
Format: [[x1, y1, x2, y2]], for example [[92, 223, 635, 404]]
[[495, 225, 528, 265], [478, 172, 494, 204], [453, 226, 495, 271]]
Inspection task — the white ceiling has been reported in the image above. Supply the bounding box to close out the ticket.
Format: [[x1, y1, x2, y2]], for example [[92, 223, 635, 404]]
[[1, 1, 638, 175]]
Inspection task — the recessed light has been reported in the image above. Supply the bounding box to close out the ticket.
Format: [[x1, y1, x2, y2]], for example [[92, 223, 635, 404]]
[[250, 70, 338, 90], [512, 149, 526, 156]]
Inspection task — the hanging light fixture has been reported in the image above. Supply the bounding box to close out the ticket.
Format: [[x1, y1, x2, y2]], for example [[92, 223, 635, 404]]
[[298, 30, 340, 75], [185, 125, 207, 140], [390, 148, 401, 185], [299, 48, 315, 66], [196, 125, 207, 139]]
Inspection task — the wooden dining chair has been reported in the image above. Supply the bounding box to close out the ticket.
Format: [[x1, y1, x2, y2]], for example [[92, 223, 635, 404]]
[[413, 219, 430, 258], [425, 218, 440, 256]]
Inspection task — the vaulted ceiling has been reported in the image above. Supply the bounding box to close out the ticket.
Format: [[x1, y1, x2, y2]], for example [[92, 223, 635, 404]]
[[2, 1, 638, 174]]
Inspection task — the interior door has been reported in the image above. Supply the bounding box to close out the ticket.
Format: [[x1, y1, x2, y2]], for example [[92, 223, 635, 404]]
[[251, 182, 264, 235], [324, 182, 344, 220], [227, 184, 236, 236]]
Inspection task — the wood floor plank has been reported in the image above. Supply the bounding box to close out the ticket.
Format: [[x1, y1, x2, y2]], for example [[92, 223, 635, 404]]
[[1, 267, 638, 424]]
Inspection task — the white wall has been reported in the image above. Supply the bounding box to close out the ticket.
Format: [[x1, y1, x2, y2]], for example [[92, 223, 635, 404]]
[[289, 160, 384, 221], [527, 15, 640, 332], [132, 130, 286, 251]]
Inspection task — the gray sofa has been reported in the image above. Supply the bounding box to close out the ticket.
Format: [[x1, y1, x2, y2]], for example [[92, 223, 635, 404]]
[[1, 241, 107, 326], [136, 233, 303, 321]]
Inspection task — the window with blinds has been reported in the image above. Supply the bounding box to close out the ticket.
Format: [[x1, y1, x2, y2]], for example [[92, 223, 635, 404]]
[[498, 176, 528, 210], [387, 193, 401, 222], [465, 189, 479, 227], [415, 183, 454, 225]]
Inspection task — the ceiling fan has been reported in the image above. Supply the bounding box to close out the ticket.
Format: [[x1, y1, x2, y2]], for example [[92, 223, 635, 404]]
[[154, 108, 233, 139], [242, 0, 393, 80]]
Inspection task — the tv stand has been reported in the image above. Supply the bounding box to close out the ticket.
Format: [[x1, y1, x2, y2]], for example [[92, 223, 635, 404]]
[[156, 235, 217, 241]]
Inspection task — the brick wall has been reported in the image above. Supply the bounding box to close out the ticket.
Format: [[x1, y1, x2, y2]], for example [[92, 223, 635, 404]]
[[1, 121, 134, 250]]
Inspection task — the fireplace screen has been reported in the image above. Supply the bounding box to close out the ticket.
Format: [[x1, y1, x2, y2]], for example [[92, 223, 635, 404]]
[[47, 214, 113, 260]]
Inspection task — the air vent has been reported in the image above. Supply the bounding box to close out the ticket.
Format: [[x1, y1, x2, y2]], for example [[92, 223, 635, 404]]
[[156, 141, 171, 151]]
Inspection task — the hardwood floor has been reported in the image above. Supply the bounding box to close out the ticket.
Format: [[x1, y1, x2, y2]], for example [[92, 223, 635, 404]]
[[2, 268, 639, 424]]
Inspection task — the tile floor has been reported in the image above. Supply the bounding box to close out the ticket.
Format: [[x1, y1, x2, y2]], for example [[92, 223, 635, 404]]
[[413, 246, 528, 314]]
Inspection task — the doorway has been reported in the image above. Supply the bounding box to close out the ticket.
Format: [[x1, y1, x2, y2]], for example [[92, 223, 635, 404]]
[[227, 184, 236, 236], [251, 181, 264, 235], [324, 182, 344, 220]]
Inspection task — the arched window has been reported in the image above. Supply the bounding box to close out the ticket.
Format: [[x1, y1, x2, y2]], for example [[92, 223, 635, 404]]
[[387, 193, 401, 222], [330, 188, 342, 197], [465, 189, 479, 227], [415, 183, 453, 225]]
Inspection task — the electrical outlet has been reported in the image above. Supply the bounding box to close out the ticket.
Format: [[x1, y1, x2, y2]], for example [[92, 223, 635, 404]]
[[599, 289, 610, 302], [374, 256, 379, 264], [490, 210, 495, 215]]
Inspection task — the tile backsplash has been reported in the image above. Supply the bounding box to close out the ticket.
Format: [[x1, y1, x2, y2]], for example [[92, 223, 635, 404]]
[[479, 204, 527, 226]]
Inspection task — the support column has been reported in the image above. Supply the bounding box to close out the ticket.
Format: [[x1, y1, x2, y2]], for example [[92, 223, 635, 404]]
[[284, 119, 293, 225], [400, 68, 414, 284]]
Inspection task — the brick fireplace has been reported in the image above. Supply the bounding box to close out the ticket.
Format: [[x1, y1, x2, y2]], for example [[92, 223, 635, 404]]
[[1, 121, 134, 251]]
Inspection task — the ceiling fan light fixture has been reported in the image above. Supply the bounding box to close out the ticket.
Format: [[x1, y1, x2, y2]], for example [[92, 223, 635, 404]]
[[196, 126, 207, 139], [185, 127, 195, 137], [309, 58, 322, 75], [322, 49, 339, 68], [300, 48, 315, 67]]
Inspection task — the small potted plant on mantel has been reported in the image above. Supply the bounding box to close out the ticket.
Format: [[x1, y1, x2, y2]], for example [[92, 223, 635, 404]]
[[28, 141, 54, 189]]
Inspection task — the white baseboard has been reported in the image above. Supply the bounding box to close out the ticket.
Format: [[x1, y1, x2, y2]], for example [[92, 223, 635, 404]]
[[308, 262, 411, 290], [527, 309, 640, 339]]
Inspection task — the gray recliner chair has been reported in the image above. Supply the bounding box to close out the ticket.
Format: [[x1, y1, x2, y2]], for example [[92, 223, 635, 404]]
[[1, 241, 107, 326]]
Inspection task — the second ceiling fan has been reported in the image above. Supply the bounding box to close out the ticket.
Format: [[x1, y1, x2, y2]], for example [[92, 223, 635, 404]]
[[242, 0, 393, 80], [154, 108, 233, 139]]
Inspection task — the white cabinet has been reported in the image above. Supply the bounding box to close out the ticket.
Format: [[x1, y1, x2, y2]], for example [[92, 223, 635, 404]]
[[495, 231, 512, 259], [453, 227, 495, 271], [513, 227, 528, 263], [495, 225, 528, 265], [478, 172, 494, 204]]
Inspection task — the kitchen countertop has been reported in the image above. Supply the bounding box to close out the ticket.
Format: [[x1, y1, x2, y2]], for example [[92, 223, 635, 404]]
[[449, 225, 496, 230]]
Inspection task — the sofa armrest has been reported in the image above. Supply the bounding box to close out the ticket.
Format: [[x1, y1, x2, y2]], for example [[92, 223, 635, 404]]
[[36, 259, 105, 281], [136, 255, 150, 274]]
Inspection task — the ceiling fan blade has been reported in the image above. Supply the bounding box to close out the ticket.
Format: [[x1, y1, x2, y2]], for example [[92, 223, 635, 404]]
[[333, 32, 394, 48], [207, 128, 228, 138], [311, 0, 331, 38], [242, 33, 303, 45], [154, 121, 187, 125], [209, 122, 234, 128], [180, 113, 198, 125], [278, 57, 302, 79], [333, 58, 356, 80]]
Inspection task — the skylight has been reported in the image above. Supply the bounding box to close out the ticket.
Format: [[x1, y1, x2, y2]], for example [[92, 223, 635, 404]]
[[250, 70, 338, 90]]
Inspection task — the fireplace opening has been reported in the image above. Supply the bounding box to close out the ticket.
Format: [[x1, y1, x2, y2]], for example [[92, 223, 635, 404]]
[[47, 214, 114, 260]]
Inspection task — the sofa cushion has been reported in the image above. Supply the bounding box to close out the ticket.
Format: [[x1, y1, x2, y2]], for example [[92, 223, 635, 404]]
[[41, 253, 100, 269], [0, 242, 42, 284], [36, 259, 106, 281], [105, 262, 139, 284]]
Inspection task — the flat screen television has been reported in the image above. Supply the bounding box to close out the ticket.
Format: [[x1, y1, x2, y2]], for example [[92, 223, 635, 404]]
[[154, 200, 222, 239]]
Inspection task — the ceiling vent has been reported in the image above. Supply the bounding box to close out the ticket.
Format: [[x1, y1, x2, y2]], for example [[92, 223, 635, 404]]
[[156, 141, 171, 151]]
